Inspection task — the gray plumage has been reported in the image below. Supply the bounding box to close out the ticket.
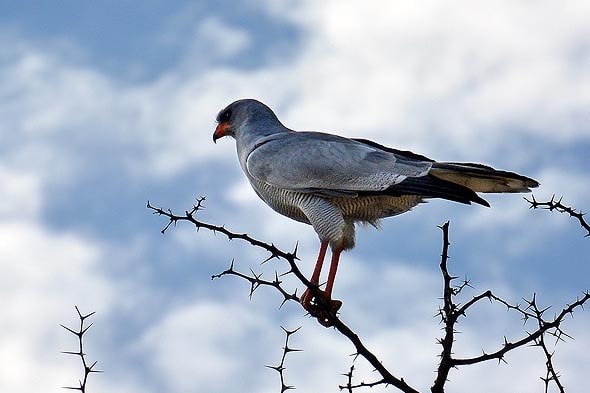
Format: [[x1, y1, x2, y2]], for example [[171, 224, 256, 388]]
[[213, 98, 539, 253]]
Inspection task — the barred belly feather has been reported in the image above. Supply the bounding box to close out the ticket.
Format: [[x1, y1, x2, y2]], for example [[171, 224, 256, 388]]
[[250, 179, 422, 250], [251, 180, 313, 224], [331, 194, 423, 223]]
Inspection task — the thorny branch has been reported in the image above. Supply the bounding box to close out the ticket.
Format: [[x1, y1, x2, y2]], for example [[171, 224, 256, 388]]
[[61, 306, 101, 392], [211, 259, 298, 308], [433, 221, 589, 392], [538, 327, 565, 393], [149, 197, 589, 392], [449, 292, 589, 367], [266, 326, 302, 392], [526, 194, 590, 237], [432, 222, 454, 392], [340, 365, 388, 392], [148, 198, 419, 393]]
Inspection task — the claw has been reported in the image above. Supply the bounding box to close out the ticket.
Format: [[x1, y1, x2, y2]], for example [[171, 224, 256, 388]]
[[300, 288, 342, 327]]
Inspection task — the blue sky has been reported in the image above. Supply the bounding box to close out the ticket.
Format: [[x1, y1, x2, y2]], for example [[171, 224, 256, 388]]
[[1, 1, 589, 392]]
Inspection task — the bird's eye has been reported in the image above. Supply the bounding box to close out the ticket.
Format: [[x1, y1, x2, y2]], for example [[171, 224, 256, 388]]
[[217, 108, 232, 123]]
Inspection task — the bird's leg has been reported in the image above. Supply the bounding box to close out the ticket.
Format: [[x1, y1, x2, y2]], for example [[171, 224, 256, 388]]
[[310, 241, 329, 285], [311, 246, 344, 327], [325, 245, 343, 299], [300, 241, 328, 310], [301, 242, 344, 327]]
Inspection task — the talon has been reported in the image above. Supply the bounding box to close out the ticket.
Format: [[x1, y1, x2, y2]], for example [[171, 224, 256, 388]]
[[329, 299, 342, 312], [300, 288, 342, 327], [300, 288, 312, 310], [300, 288, 330, 310]]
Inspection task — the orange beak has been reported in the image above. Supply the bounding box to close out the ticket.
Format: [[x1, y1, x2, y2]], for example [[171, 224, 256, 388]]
[[213, 122, 230, 143]]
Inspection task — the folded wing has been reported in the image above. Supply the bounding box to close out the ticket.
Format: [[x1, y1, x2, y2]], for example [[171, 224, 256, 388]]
[[247, 133, 538, 205], [246, 132, 432, 196]]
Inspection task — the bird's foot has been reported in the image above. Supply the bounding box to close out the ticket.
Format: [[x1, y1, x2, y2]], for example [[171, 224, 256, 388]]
[[300, 288, 342, 327]]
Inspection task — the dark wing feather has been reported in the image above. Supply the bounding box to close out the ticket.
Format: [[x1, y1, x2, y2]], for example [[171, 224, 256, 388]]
[[353, 138, 538, 205]]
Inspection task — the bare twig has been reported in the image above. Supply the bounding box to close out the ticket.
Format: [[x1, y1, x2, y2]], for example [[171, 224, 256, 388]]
[[150, 198, 589, 393], [537, 331, 565, 393], [266, 326, 302, 392], [451, 292, 589, 366], [211, 259, 299, 307], [431, 222, 589, 393], [148, 198, 298, 261], [525, 195, 590, 237], [339, 364, 387, 392], [432, 221, 455, 393], [61, 306, 101, 392], [341, 365, 355, 393], [148, 199, 419, 393]]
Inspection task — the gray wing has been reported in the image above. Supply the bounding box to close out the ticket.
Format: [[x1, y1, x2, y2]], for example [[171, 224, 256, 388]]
[[246, 132, 432, 195]]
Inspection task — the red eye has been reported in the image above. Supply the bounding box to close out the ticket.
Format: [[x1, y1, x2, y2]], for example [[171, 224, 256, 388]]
[[217, 108, 233, 123]]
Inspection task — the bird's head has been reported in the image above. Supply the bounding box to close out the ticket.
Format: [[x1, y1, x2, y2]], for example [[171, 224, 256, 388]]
[[213, 99, 284, 143]]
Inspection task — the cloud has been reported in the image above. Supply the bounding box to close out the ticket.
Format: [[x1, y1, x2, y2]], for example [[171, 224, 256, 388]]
[[0, 33, 238, 180], [192, 16, 251, 60], [6, 1, 587, 181], [276, 0, 590, 146], [136, 300, 274, 392], [0, 221, 113, 393], [0, 166, 41, 219], [0, 138, 113, 393]]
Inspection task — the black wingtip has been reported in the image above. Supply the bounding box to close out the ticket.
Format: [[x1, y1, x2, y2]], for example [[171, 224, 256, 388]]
[[474, 195, 491, 208], [381, 174, 491, 207]]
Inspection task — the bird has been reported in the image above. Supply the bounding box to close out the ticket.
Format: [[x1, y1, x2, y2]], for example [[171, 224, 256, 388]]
[[213, 98, 539, 325]]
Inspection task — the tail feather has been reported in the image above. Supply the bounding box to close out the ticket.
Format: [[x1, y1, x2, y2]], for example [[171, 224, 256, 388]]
[[430, 162, 539, 193], [354, 137, 539, 205], [378, 174, 491, 207]]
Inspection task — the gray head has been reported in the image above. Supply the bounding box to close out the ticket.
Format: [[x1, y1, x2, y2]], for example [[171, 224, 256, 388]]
[[213, 99, 286, 143]]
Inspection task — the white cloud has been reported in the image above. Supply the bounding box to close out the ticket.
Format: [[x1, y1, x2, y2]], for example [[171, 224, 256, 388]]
[[6, 1, 587, 180], [0, 37, 242, 179], [136, 300, 274, 392], [0, 220, 113, 393], [268, 0, 590, 163], [534, 168, 590, 209], [0, 166, 41, 219], [194, 16, 251, 59], [0, 149, 113, 393], [462, 166, 590, 251]]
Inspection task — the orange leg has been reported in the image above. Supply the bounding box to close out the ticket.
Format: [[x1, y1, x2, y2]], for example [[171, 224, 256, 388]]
[[324, 244, 343, 298], [304, 243, 344, 327], [300, 241, 328, 309], [310, 241, 329, 285], [300, 241, 344, 326]]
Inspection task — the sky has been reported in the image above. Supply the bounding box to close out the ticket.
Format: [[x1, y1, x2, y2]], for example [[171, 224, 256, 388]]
[[1, 1, 589, 392]]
